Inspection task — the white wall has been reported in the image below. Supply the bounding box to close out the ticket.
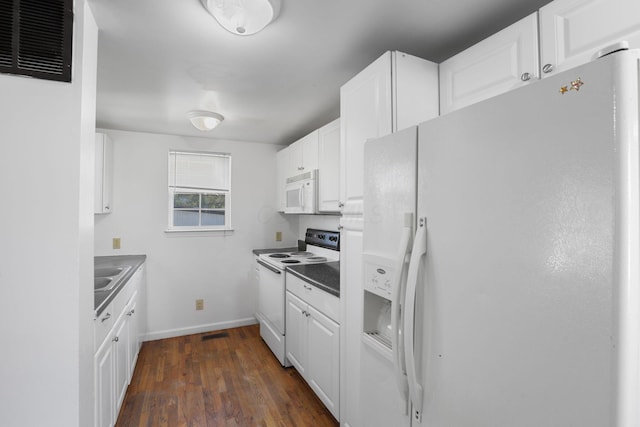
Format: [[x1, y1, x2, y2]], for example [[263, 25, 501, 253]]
[[94, 130, 298, 340], [0, 1, 97, 426], [298, 214, 341, 236]]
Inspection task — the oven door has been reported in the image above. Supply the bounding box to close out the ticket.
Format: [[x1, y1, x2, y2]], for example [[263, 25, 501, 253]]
[[257, 259, 285, 334]]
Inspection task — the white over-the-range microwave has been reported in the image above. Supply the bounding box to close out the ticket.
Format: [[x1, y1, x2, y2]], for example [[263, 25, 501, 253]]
[[284, 169, 317, 214]]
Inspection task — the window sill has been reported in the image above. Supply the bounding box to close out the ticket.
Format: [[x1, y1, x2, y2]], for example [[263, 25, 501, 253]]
[[164, 228, 235, 236]]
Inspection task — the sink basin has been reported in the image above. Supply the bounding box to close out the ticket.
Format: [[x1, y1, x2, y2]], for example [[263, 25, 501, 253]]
[[95, 267, 124, 278], [94, 265, 131, 292], [94, 277, 113, 291]]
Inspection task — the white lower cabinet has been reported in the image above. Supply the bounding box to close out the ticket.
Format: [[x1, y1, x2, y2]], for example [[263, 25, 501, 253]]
[[306, 304, 340, 417], [94, 264, 145, 427], [95, 337, 115, 427], [286, 276, 340, 420]]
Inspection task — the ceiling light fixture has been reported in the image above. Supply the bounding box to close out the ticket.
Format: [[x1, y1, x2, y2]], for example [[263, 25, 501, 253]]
[[201, 0, 281, 36], [188, 110, 224, 131]]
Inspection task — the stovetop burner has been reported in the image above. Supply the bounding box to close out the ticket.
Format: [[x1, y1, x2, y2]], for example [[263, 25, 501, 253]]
[[290, 251, 314, 257], [307, 256, 328, 262], [281, 259, 301, 264], [269, 253, 290, 259]]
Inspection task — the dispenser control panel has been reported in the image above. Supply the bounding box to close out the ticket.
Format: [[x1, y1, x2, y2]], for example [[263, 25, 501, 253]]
[[363, 253, 395, 300]]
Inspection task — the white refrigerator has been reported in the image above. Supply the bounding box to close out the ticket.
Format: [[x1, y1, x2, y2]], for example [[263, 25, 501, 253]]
[[360, 49, 640, 427]]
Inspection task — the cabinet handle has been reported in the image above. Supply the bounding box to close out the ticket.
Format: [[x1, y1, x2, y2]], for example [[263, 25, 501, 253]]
[[127, 309, 135, 316], [302, 310, 307, 316], [101, 312, 111, 322], [542, 64, 554, 74], [113, 336, 119, 342], [303, 284, 313, 291], [520, 72, 532, 81], [306, 312, 311, 318], [338, 202, 344, 208], [337, 225, 343, 230]]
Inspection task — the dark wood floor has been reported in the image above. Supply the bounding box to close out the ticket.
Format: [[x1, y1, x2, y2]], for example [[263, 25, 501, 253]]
[[116, 324, 339, 427]]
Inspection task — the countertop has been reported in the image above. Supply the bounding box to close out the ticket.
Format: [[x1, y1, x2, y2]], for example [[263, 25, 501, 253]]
[[95, 254, 146, 316], [286, 261, 340, 297]]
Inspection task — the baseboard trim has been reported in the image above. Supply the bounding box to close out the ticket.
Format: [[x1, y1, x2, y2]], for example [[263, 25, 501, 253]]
[[143, 317, 258, 342]]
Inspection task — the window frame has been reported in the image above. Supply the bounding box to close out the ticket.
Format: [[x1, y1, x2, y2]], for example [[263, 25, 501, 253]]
[[167, 150, 232, 232]]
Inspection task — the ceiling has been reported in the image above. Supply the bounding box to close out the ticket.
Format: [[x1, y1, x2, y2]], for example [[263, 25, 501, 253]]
[[88, 0, 552, 145]]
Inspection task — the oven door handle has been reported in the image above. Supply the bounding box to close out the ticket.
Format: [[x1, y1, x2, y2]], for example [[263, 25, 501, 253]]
[[257, 259, 282, 274]]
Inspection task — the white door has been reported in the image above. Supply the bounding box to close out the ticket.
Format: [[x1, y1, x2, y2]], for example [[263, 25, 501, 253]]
[[307, 305, 340, 420], [439, 13, 539, 114], [114, 315, 130, 412], [360, 126, 417, 427], [339, 221, 364, 427], [318, 118, 341, 213], [413, 54, 624, 426], [257, 260, 285, 334], [95, 340, 115, 427], [539, 0, 640, 78], [285, 291, 308, 375], [340, 52, 393, 216]]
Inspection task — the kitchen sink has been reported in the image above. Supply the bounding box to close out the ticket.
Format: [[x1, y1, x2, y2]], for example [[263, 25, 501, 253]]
[[94, 265, 131, 292], [95, 267, 125, 278], [94, 277, 113, 291]]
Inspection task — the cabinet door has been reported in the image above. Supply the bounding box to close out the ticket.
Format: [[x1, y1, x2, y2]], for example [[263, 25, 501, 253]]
[[340, 52, 393, 216], [539, 0, 640, 78], [318, 118, 341, 213], [300, 130, 319, 171], [286, 141, 302, 177], [308, 305, 340, 419], [339, 221, 364, 427], [126, 295, 139, 379], [286, 291, 308, 375], [439, 13, 539, 115], [95, 339, 115, 427], [94, 133, 112, 214], [113, 315, 130, 414]]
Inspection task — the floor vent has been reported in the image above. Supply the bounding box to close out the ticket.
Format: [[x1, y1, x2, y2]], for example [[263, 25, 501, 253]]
[[202, 332, 229, 341], [0, 0, 73, 82]]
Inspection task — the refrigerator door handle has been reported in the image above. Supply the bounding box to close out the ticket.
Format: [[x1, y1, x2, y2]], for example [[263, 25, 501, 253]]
[[404, 218, 427, 422], [391, 213, 413, 412]]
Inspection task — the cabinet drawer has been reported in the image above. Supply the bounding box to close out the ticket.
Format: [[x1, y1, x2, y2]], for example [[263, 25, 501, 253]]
[[286, 273, 340, 323], [94, 302, 115, 351]]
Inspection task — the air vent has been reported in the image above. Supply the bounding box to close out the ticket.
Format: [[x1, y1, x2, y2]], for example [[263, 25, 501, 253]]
[[0, 0, 73, 82]]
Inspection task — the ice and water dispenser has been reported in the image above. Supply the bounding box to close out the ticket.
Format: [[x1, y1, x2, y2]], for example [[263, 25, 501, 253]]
[[362, 253, 398, 353]]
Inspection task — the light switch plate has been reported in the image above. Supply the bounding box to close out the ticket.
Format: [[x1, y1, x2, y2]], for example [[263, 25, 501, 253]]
[[112, 237, 121, 249]]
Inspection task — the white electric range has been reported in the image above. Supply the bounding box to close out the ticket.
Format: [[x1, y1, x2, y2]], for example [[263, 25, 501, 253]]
[[255, 228, 340, 366]]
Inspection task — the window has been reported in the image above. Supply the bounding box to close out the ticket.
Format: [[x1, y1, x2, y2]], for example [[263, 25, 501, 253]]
[[168, 150, 231, 231]]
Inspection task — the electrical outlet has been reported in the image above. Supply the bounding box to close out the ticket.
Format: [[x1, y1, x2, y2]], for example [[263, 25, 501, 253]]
[[275, 231, 282, 242], [196, 299, 204, 311], [112, 237, 121, 250]]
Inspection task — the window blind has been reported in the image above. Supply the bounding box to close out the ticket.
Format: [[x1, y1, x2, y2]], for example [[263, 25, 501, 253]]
[[169, 151, 230, 191]]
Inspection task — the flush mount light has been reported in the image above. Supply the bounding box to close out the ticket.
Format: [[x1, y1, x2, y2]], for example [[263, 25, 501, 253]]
[[188, 110, 224, 131], [201, 0, 281, 36]]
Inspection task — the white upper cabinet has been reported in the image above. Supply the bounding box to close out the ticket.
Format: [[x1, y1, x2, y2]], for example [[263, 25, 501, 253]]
[[95, 132, 113, 214], [318, 118, 341, 213], [340, 51, 438, 215], [539, 0, 640, 78], [439, 13, 539, 115], [287, 129, 319, 177]]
